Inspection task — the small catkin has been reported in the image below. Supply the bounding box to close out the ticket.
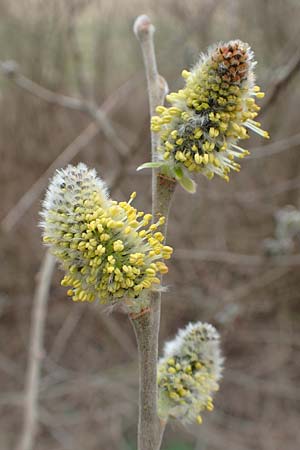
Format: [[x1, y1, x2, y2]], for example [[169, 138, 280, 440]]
[[158, 322, 223, 425]]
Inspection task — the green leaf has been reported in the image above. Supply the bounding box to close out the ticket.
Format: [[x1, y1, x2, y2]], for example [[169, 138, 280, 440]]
[[173, 165, 184, 180], [136, 161, 165, 171], [178, 176, 197, 193]]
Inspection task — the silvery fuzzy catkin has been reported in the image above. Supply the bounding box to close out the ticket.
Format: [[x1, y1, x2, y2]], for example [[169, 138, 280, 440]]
[[158, 322, 223, 425], [40, 163, 172, 311], [151, 40, 269, 182]]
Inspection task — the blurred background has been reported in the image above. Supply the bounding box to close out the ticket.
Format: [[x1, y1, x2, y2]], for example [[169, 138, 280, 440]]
[[0, 0, 300, 449]]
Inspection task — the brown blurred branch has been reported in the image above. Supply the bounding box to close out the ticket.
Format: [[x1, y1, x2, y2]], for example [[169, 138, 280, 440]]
[[1, 77, 134, 232], [196, 173, 300, 205], [48, 307, 85, 363], [1, 122, 98, 232], [227, 368, 300, 401], [175, 248, 300, 266], [249, 132, 300, 159], [0, 60, 84, 109], [262, 47, 300, 111], [16, 251, 55, 450], [0, 60, 129, 156], [214, 266, 289, 325]]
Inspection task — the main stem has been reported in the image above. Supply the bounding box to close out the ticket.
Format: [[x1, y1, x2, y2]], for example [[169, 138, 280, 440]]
[[132, 176, 175, 450], [132, 15, 176, 450]]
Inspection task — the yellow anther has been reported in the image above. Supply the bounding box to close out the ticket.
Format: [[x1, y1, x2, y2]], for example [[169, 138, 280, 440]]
[[194, 129, 203, 139], [156, 106, 167, 114], [181, 112, 190, 121], [209, 127, 219, 138], [124, 226, 131, 234], [196, 415, 203, 425], [146, 268, 156, 276], [107, 255, 115, 264], [113, 240, 124, 252], [203, 141, 215, 152], [162, 115, 172, 124], [169, 107, 181, 116], [167, 358, 175, 366], [156, 262, 168, 274], [181, 69, 190, 79], [169, 392, 180, 400], [194, 153, 202, 164], [165, 141, 174, 151], [206, 402, 214, 411], [185, 365, 192, 373], [178, 388, 188, 397], [175, 151, 186, 162]]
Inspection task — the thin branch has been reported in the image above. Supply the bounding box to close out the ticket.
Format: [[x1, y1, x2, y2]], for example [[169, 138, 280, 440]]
[[0, 60, 85, 110], [16, 251, 55, 450], [1, 77, 134, 232], [262, 47, 300, 111], [237, 175, 300, 203], [175, 248, 300, 266], [213, 266, 289, 324], [66, 17, 93, 101], [0, 59, 129, 158], [249, 132, 300, 159], [48, 307, 84, 363], [93, 309, 136, 359], [175, 249, 262, 265], [193, 173, 300, 205], [226, 369, 300, 401], [2, 122, 99, 232]]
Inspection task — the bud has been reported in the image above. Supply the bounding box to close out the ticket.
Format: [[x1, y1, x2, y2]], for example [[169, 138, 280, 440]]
[[40, 163, 172, 311], [149, 40, 269, 187], [158, 322, 223, 425]]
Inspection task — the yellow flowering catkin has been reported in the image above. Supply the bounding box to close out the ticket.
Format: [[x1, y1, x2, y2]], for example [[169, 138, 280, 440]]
[[40, 163, 172, 310], [158, 322, 223, 425], [151, 40, 269, 182]]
